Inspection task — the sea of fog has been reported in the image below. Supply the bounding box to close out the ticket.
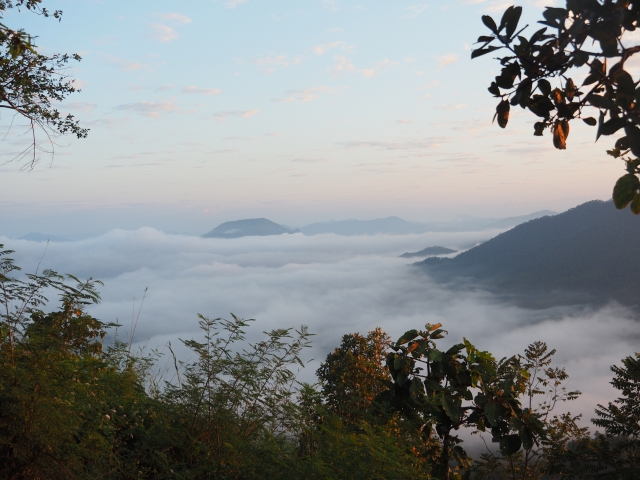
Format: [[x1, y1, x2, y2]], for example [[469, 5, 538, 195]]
[[2, 228, 638, 431]]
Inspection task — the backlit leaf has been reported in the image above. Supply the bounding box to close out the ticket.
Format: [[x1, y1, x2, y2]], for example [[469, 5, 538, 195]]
[[613, 174, 639, 210]]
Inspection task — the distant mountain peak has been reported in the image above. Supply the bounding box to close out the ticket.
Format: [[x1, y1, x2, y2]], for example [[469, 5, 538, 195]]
[[400, 246, 457, 258], [202, 218, 297, 239]]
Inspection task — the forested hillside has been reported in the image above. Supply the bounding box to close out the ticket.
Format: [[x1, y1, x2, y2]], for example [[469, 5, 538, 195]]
[[418, 200, 640, 306]]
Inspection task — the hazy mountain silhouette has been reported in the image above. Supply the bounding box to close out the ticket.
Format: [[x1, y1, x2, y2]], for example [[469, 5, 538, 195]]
[[400, 246, 457, 258], [20, 233, 70, 242], [202, 219, 297, 239], [416, 200, 640, 307], [299, 211, 556, 236]]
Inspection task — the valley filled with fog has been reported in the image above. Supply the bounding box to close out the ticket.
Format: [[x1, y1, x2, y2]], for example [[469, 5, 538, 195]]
[[2, 228, 637, 428]]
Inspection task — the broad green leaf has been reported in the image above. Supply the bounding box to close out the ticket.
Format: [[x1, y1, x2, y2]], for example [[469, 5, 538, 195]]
[[443, 394, 462, 422], [482, 15, 498, 33], [428, 349, 443, 362], [396, 329, 418, 345], [537, 79, 551, 96], [503, 6, 522, 38], [625, 125, 640, 157], [613, 174, 639, 210], [613, 69, 635, 96], [588, 93, 616, 110], [598, 117, 626, 138], [500, 434, 522, 456], [615, 136, 629, 151], [471, 45, 502, 59], [485, 402, 503, 426], [521, 427, 535, 451], [630, 194, 640, 215]]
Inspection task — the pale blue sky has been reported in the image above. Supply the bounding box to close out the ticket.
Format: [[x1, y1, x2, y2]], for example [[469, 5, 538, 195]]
[[0, 0, 617, 236]]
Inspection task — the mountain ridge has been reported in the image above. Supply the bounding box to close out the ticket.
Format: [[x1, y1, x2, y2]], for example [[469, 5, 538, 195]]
[[416, 200, 640, 307]]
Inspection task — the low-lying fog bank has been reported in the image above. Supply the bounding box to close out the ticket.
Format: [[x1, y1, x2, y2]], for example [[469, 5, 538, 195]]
[[2, 228, 637, 430]]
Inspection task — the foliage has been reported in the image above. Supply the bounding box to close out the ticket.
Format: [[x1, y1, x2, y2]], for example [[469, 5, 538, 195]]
[[316, 327, 391, 425], [0, 0, 87, 168], [378, 323, 550, 480], [472, 341, 588, 479], [471, 2, 640, 213]]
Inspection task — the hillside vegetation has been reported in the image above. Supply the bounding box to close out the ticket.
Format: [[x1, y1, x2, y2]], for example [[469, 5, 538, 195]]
[[418, 200, 640, 307]]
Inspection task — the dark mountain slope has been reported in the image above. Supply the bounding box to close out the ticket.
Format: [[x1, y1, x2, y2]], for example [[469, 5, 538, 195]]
[[203, 219, 296, 239], [417, 200, 640, 306]]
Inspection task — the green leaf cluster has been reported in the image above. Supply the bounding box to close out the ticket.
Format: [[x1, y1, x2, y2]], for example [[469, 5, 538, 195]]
[[472, 1, 640, 214]]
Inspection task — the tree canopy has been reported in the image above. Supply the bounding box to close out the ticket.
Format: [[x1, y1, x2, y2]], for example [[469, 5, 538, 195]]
[[0, 0, 87, 168], [472, 1, 640, 213]]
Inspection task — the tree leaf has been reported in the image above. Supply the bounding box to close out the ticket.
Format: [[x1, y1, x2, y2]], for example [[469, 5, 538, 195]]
[[495, 100, 510, 128], [503, 6, 523, 38], [443, 394, 462, 422], [538, 79, 551, 96], [582, 117, 597, 126], [553, 120, 569, 149], [471, 45, 502, 59], [482, 15, 498, 33], [485, 402, 503, 426], [588, 94, 617, 110], [625, 125, 640, 157], [396, 329, 418, 345], [613, 174, 639, 210], [500, 434, 522, 456], [533, 122, 546, 136], [630, 194, 640, 215], [598, 117, 626, 138]]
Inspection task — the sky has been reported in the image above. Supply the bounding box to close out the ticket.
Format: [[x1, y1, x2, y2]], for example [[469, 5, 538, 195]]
[[0, 0, 622, 237]]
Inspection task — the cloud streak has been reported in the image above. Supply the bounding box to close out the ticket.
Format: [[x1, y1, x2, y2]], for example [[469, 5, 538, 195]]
[[114, 101, 180, 118], [213, 110, 259, 120]]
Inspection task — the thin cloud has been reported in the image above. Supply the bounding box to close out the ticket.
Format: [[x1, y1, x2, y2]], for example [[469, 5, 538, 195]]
[[435, 103, 467, 110], [114, 101, 180, 118], [182, 86, 222, 95], [329, 56, 354, 76], [226, 0, 249, 8], [322, 0, 341, 12], [313, 41, 351, 55], [154, 13, 193, 24], [361, 59, 399, 77], [438, 54, 458, 67], [338, 137, 449, 150], [405, 4, 429, 17], [213, 110, 259, 120], [273, 86, 335, 103], [64, 102, 97, 112], [103, 55, 149, 72], [251, 54, 304, 74], [397, 119, 412, 124], [151, 24, 179, 42]]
